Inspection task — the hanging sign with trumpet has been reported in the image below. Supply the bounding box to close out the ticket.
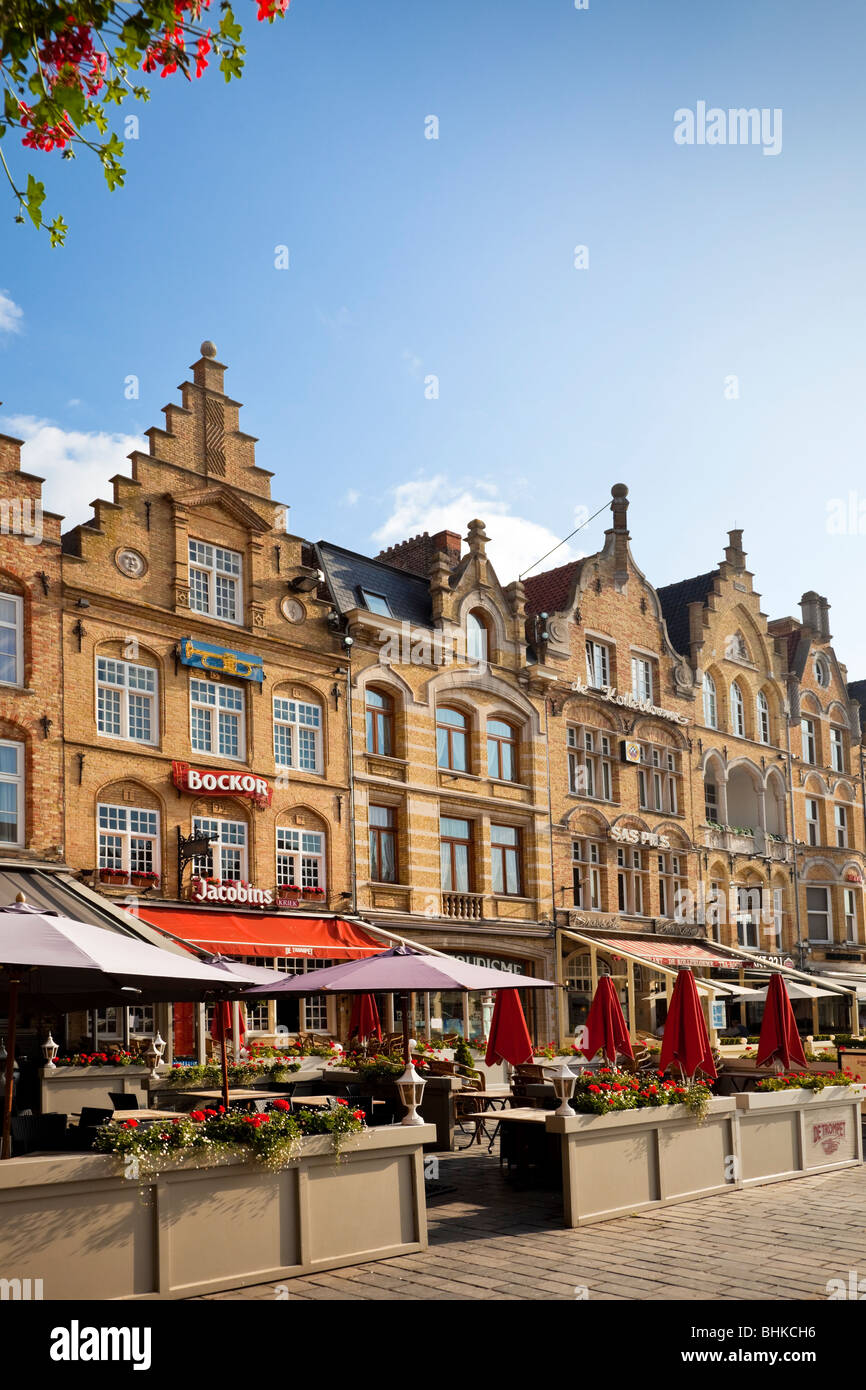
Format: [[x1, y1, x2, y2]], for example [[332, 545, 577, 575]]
[[179, 637, 264, 683]]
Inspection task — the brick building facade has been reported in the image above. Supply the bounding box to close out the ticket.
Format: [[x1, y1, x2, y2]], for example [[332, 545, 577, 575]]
[[3, 345, 865, 1050]]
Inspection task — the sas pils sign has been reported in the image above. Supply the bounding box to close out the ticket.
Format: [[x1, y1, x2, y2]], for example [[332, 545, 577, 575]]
[[171, 761, 273, 809]]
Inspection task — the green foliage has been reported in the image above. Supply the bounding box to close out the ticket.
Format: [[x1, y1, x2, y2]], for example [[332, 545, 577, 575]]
[[0, 0, 290, 242], [163, 1058, 300, 1088], [756, 1070, 859, 1093], [573, 1068, 713, 1123]]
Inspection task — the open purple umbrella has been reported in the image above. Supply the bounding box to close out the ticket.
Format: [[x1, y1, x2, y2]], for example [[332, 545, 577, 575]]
[[247, 945, 554, 1062]]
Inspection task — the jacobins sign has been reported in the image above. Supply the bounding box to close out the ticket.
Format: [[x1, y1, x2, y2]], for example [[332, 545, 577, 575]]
[[171, 760, 273, 808], [179, 637, 264, 683]]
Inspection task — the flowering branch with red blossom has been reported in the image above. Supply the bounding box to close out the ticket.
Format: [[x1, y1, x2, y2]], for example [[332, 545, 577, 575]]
[[0, 0, 290, 245]]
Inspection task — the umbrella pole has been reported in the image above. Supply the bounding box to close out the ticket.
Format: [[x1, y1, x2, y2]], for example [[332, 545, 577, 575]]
[[1, 977, 18, 1161], [400, 992, 410, 1065], [219, 1005, 230, 1112]]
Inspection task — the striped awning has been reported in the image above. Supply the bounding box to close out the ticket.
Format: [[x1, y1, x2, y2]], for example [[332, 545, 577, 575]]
[[601, 938, 738, 970]]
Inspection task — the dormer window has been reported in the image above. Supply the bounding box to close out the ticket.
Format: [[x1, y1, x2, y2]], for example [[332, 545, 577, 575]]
[[361, 590, 391, 617], [189, 540, 242, 624]]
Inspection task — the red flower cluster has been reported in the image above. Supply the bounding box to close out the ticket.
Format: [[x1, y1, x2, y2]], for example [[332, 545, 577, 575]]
[[243, 1113, 270, 1128], [271, 1098, 291, 1112]]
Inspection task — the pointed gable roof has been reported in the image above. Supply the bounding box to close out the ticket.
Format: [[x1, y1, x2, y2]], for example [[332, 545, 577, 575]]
[[522, 559, 584, 617], [656, 570, 719, 657]]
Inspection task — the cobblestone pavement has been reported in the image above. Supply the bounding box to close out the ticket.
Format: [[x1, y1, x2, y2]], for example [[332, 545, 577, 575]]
[[197, 1146, 866, 1302]]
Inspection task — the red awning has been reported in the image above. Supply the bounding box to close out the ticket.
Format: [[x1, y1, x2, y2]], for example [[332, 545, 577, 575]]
[[602, 938, 737, 970], [131, 906, 385, 961]]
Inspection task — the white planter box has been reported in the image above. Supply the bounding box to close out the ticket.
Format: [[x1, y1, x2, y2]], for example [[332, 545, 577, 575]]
[[41, 1066, 151, 1115], [547, 1098, 739, 1228], [735, 1085, 865, 1186], [0, 1123, 435, 1299]]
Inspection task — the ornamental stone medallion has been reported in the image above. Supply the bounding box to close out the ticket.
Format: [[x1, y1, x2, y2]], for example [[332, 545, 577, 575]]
[[114, 547, 147, 578]]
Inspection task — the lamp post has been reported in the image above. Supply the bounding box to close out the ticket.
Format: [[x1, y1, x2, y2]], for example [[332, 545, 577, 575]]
[[147, 1031, 166, 1078], [41, 1032, 59, 1070], [396, 1063, 427, 1126], [551, 1059, 577, 1118]]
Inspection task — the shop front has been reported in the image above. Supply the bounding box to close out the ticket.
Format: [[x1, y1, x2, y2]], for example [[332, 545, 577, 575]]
[[361, 915, 556, 1044], [134, 903, 386, 1055]]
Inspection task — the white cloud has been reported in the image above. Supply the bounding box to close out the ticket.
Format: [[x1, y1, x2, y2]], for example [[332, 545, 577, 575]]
[[0, 291, 23, 335], [0, 414, 145, 526], [342, 488, 361, 506], [372, 475, 582, 585]]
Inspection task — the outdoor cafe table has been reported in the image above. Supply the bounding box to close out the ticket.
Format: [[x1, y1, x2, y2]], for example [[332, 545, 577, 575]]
[[107, 1109, 183, 1123], [170, 1089, 292, 1109]]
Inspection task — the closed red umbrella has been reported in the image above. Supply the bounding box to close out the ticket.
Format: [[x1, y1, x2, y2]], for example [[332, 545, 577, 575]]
[[659, 969, 717, 1082], [485, 990, 533, 1067], [756, 972, 807, 1070], [582, 976, 634, 1064], [210, 1000, 245, 1044], [349, 993, 382, 1043]]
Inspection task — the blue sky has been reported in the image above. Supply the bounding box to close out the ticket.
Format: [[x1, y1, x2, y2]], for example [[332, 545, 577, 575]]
[[2, 0, 866, 668]]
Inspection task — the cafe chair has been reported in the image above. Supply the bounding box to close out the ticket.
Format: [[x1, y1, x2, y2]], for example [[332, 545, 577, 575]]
[[67, 1107, 113, 1150], [108, 1093, 141, 1110]]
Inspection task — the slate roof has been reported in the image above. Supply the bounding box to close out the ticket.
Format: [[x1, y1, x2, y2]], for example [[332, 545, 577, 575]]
[[847, 680, 866, 723], [523, 559, 584, 616], [656, 570, 719, 657], [316, 541, 433, 626]]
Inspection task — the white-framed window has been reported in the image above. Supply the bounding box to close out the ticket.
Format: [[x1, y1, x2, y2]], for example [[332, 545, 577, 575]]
[[730, 681, 745, 738], [805, 797, 820, 846], [585, 639, 610, 689], [572, 838, 602, 910], [97, 803, 159, 878], [703, 672, 717, 729], [567, 724, 613, 801], [96, 658, 158, 745], [806, 885, 831, 941], [830, 727, 846, 773], [617, 846, 647, 916], [757, 691, 770, 745], [190, 677, 245, 759], [188, 539, 242, 623], [273, 696, 322, 773], [276, 827, 325, 889], [638, 743, 680, 814], [773, 887, 784, 949], [735, 885, 760, 948], [630, 656, 652, 703], [844, 888, 858, 943], [801, 717, 816, 764], [281, 957, 338, 1033], [0, 594, 23, 686], [657, 852, 685, 919], [835, 804, 848, 848], [0, 739, 24, 847], [704, 779, 718, 823], [193, 816, 248, 880]]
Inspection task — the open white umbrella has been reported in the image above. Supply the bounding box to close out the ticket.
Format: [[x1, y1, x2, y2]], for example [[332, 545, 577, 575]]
[[0, 903, 266, 1158]]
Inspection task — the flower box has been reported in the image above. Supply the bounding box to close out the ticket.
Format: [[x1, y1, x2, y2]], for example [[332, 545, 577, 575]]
[[98, 868, 127, 885], [547, 1098, 739, 1227], [130, 871, 160, 888], [40, 1064, 151, 1115], [735, 1085, 865, 1185], [0, 1124, 435, 1299]]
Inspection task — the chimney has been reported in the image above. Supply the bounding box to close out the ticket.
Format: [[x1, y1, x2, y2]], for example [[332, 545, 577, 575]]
[[800, 591, 822, 636], [818, 595, 832, 641], [725, 529, 746, 570], [375, 529, 462, 576]]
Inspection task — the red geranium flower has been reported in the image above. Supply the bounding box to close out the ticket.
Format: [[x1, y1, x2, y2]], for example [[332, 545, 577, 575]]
[[189, 1110, 206, 1122], [122, 1118, 139, 1129], [335, 1097, 348, 1106]]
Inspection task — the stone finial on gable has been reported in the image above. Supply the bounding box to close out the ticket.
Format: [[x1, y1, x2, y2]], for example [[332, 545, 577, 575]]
[[466, 519, 488, 555]]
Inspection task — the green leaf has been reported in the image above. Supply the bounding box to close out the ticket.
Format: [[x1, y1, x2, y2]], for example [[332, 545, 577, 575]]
[[48, 215, 68, 248], [25, 174, 45, 229]]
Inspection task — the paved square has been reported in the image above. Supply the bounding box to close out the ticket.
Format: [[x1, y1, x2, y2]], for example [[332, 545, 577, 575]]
[[197, 1147, 866, 1301]]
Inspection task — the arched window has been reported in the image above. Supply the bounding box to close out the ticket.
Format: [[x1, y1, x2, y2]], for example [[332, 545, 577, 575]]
[[97, 652, 159, 745], [703, 673, 717, 729], [466, 611, 488, 663], [730, 681, 745, 737], [276, 824, 326, 891], [365, 687, 393, 756], [756, 690, 770, 745], [487, 718, 517, 781], [436, 707, 468, 771]]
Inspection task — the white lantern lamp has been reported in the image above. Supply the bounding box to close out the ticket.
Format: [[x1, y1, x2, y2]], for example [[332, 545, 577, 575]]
[[147, 1031, 166, 1078], [396, 1063, 427, 1126], [42, 1032, 60, 1070], [552, 1059, 577, 1118]]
